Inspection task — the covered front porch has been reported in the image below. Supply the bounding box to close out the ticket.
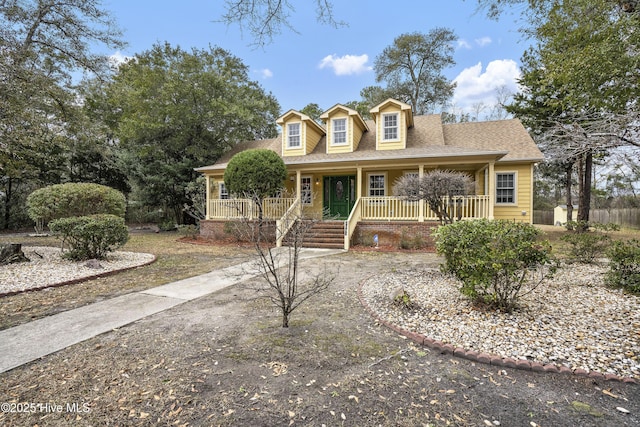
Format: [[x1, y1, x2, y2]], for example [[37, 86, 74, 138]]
[[202, 159, 505, 249], [205, 194, 491, 250]]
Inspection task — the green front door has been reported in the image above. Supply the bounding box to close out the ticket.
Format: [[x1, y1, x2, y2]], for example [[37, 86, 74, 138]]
[[323, 176, 356, 219]]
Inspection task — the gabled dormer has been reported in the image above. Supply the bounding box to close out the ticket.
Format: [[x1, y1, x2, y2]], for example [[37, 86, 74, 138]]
[[369, 98, 414, 150], [276, 110, 325, 157], [319, 104, 369, 154]]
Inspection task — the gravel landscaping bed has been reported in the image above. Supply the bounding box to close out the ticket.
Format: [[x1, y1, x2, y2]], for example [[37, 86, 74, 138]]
[[360, 264, 640, 380], [0, 246, 155, 295]]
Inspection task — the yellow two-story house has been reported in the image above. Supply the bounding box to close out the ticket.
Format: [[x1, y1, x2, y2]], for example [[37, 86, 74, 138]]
[[196, 98, 543, 249]]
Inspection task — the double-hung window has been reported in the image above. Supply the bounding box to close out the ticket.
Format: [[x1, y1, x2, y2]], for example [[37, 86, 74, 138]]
[[382, 113, 398, 141], [368, 174, 386, 197], [287, 123, 301, 148], [219, 182, 229, 199], [332, 118, 347, 145], [496, 173, 515, 204]]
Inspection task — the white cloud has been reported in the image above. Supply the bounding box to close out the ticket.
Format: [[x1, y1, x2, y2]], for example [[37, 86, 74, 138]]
[[318, 54, 372, 76], [256, 68, 273, 79], [452, 59, 521, 110], [475, 36, 492, 47], [108, 50, 133, 67], [457, 39, 472, 50]]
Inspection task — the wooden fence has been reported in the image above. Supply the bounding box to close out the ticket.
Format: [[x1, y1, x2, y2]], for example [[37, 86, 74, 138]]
[[534, 208, 640, 229]]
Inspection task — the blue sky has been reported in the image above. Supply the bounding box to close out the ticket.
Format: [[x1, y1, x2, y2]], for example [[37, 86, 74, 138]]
[[104, 0, 530, 118]]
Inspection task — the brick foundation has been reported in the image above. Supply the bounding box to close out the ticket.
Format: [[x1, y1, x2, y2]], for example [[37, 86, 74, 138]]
[[200, 219, 276, 244], [352, 221, 440, 249], [200, 219, 440, 250]]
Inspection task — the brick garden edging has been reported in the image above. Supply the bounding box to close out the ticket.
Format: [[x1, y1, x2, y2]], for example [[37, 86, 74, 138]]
[[356, 276, 637, 384]]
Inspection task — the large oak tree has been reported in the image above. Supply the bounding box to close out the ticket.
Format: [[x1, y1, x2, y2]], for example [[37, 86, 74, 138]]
[[99, 43, 280, 223], [0, 0, 124, 228]]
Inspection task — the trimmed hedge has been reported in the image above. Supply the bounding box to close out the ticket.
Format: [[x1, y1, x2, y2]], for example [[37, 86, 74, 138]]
[[49, 214, 129, 260], [27, 183, 126, 224]]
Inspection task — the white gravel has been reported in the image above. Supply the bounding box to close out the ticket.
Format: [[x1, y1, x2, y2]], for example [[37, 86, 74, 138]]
[[360, 264, 640, 380], [0, 246, 155, 295]]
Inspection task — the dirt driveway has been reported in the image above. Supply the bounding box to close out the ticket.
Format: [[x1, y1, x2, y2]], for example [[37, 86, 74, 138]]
[[1, 250, 639, 426]]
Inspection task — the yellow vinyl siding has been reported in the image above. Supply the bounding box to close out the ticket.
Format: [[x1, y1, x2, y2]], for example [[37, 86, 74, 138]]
[[305, 123, 323, 154], [493, 163, 533, 223], [303, 174, 324, 218], [352, 117, 364, 151]]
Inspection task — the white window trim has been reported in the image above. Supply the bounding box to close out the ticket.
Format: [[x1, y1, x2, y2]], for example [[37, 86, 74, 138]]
[[218, 182, 229, 199], [301, 175, 313, 205], [495, 171, 518, 205], [367, 172, 387, 197], [331, 117, 348, 146], [381, 112, 400, 142], [287, 122, 302, 149]]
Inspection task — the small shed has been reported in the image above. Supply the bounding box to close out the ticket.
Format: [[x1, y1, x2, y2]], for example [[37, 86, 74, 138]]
[[553, 205, 578, 225]]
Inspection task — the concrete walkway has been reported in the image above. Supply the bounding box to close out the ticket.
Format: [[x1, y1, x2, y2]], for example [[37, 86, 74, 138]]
[[0, 248, 342, 374]]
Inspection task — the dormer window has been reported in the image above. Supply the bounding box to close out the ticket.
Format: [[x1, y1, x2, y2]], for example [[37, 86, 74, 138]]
[[332, 118, 347, 145], [382, 113, 398, 141], [287, 123, 301, 148]]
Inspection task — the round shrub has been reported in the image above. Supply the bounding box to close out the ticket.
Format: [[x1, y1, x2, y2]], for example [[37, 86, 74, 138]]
[[223, 149, 287, 199], [27, 183, 126, 225], [434, 219, 554, 312], [606, 239, 640, 294], [49, 214, 129, 260]]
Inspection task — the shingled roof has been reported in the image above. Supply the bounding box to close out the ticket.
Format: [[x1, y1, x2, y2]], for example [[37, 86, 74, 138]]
[[196, 114, 543, 172]]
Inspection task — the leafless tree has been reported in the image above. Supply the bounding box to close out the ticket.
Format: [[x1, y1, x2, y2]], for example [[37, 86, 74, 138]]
[[227, 194, 335, 327], [535, 109, 639, 228], [393, 170, 474, 224], [219, 0, 346, 47]]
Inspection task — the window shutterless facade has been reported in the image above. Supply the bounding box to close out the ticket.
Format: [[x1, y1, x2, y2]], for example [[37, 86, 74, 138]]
[[219, 182, 229, 199], [496, 172, 515, 204], [332, 118, 347, 145], [382, 113, 398, 141], [368, 173, 386, 197], [287, 123, 301, 148]]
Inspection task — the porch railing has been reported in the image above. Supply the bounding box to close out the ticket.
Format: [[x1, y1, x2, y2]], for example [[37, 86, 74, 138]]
[[276, 198, 301, 247], [208, 198, 296, 220], [360, 195, 491, 221]]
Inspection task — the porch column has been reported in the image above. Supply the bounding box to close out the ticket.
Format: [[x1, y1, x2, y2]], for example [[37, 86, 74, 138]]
[[296, 170, 302, 215], [356, 167, 362, 199], [418, 165, 425, 222], [205, 176, 211, 220], [488, 162, 495, 219]]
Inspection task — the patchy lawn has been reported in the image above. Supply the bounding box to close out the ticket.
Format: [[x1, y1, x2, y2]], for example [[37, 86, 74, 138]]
[[0, 226, 639, 425]]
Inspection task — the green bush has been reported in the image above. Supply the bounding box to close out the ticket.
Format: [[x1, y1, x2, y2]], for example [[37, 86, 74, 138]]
[[560, 222, 619, 263], [606, 239, 640, 294], [49, 214, 129, 260], [224, 149, 287, 200], [27, 183, 126, 225], [435, 219, 554, 312]]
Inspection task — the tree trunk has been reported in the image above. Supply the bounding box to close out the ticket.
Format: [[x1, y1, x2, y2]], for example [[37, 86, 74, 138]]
[[565, 163, 574, 229], [0, 243, 30, 265], [2, 177, 12, 230], [577, 151, 593, 229]]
